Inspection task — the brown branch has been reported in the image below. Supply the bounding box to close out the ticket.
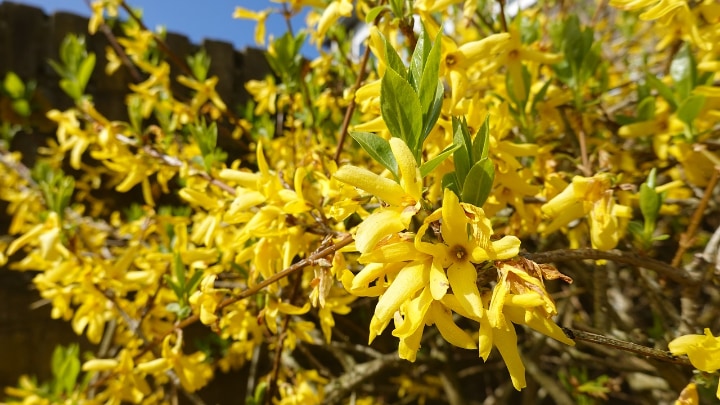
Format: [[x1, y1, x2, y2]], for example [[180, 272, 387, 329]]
[[333, 18, 376, 163], [522, 248, 698, 285], [119, 1, 194, 78], [97, 23, 143, 83], [267, 270, 304, 404], [135, 233, 354, 359], [672, 167, 720, 267], [561, 327, 692, 367]]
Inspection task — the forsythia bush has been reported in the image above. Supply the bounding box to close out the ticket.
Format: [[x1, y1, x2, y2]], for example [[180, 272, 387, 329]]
[[1, 0, 720, 404]]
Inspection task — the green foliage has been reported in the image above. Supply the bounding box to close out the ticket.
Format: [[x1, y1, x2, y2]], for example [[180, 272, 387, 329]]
[[350, 131, 399, 180], [188, 119, 227, 171], [378, 25, 443, 163], [31, 162, 75, 219], [628, 168, 669, 251], [50, 344, 82, 398], [1, 72, 34, 117], [187, 48, 211, 82], [442, 116, 494, 207], [265, 31, 306, 89], [165, 252, 204, 319], [48, 34, 96, 102], [551, 15, 602, 107], [559, 366, 611, 405]]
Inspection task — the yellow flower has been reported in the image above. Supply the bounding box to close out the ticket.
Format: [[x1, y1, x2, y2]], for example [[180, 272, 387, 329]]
[[334, 138, 422, 253], [245, 76, 278, 115], [162, 334, 213, 392], [541, 174, 632, 250], [311, 0, 353, 46], [669, 328, 720, 399], [233, 7, 271, 45], [443, 33, 511, 108], [416, 189, 521, 310], [177, 75, 227, 112]]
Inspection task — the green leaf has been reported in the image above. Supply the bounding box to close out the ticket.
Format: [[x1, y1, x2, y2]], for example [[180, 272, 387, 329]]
[[645, 74, 677, 110], [50, 344, 80, 396], [506, 63, 531, 108], [11, 99, 31, 117], [381, 32, 406, 77], [350, 131, 399, 180], [461, 158, 495, 207], [636, 96, 656, 121], [676, 95, 705, 126], [388, 0, 404, 18], [472, 115, 490, 161], [365, 5, 388, 23], [442, 171, 460, 197], [408, 25, 431, 92], [187, 48, 211, 81], [380, 68, 422, 152], [420, 141, 461, 178], [420, 81, 443, 145], [3, 72, 25, 98], [418, 31, 443, 142], [670, 44, 697, 101], [639, 182, 661, 226], [529, 79, 552, 113], [173, 252, 186, 289], [76, 53, 96, 94], [186, 270, 204, 295], [451, 117, 472, 187], [639, 168, 662, 235]]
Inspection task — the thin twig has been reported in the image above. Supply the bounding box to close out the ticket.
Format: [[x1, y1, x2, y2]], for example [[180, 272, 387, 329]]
[[672, 167, 720, 267], [267, 270, 304, 404], [135, 234, 353, 359], [119, 1, 194, 77], [522, 248, 698, 285], [333, 20, 375, 163], [323, 353, 401, 405], [561, 327, 692, 366]]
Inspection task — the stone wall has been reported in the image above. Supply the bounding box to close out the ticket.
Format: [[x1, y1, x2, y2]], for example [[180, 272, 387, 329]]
[[0, 1, 271, 393]]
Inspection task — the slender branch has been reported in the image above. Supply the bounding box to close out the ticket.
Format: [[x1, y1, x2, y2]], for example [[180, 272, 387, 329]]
[[333, 20, 375, 163], [522, 248, 698, 285], [119, 1, 194, 78], [267, 271, 304, 404], [561, 327, 692, 367], [672, 167, 720, 267], [496, 0, 509, 33], [97, 23, 143, 83], [323, 353, 401, 405], [135, 234, 353, 359]]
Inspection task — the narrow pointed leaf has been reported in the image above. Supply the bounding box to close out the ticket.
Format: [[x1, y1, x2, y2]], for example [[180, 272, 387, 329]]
[[461, 158, 495, 207], [420, 141, 461, 177], [472, 115, 491, 161], [350, 131, 399, 180], [381, 68, 422, 154]]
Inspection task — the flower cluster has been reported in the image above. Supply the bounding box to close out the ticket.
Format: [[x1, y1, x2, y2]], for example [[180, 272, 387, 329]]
[[1, 0, 719, 403]]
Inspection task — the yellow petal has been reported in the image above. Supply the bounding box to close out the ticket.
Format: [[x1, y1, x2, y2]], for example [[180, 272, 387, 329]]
[[358, 240, 418, 263], [504, 306, 574, 346], [390, 137, 422, 201], [393, 287, 433, 338], [447, 261, 485, 319], [334, 165, 406, 206], [429, 302, 476, 349], [494, 326, 527, 390], [639, 0, 684, 20], [370, 261, 428, 340], [354, 209, 406, 253], [136, 358, 170, 373], [82, 359, 119, 372], [429, 260, 449, 300]]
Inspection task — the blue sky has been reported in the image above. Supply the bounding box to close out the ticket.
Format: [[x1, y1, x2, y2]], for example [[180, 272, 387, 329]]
[[8, 0, 313, 55]]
